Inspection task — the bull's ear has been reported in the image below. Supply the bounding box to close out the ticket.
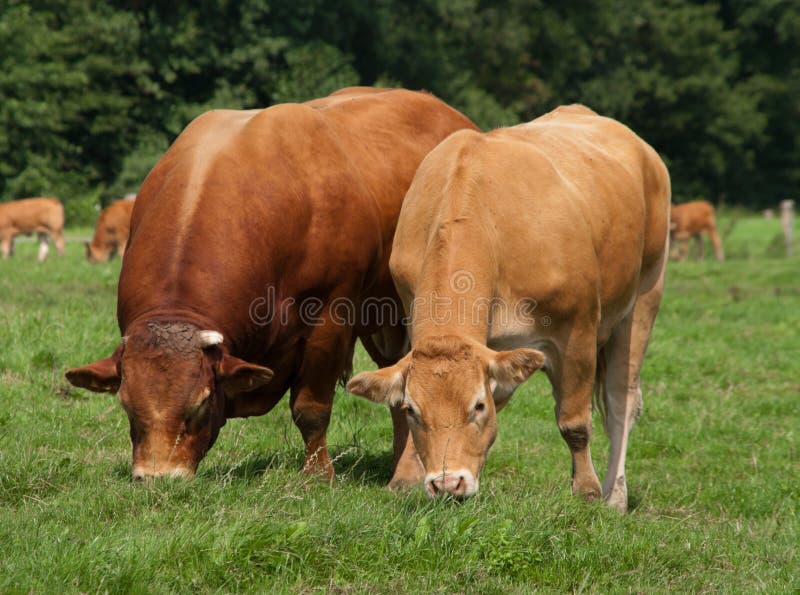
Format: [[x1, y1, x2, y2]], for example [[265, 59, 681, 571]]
[[347, 355, 410, 407], [65, 344, 124, 393], [216, 354, 274, 396], [487, 348, 544, 394]]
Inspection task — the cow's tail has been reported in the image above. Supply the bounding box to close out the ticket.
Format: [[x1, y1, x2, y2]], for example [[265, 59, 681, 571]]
[[593, 347, 608, 429]]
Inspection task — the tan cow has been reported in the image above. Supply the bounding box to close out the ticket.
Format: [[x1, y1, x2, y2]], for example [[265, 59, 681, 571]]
[[86, 198, 135, 262], [65, 87, 477, 481], [348, 105, 670, 512], [0, 197, 65, 262], [669, 200, 724, 261]]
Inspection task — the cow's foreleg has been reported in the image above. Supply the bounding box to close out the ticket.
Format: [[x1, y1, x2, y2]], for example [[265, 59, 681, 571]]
[[37, 232, 50, 262], [694, 233, 704, 261], [708, 227, 725, 262], [549, 330, 602, 501], [1, 235, 12, 258], [289, 323, 353, 478], [361, 326, 422, 489], [53, 229, 65, 256], [388, 406, 424, 490]]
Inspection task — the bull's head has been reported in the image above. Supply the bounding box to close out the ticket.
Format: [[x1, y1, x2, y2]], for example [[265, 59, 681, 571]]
[[65, 322, 273, 480], [347, 335, 543, 497]]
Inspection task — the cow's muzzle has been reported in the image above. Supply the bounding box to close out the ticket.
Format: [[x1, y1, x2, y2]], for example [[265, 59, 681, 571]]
[[425, 470, 478, 498]]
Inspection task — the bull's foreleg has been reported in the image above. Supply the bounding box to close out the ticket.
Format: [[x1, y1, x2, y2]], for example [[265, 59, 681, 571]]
[[549, 331, 602, 501], [289, 323, 353, 478]]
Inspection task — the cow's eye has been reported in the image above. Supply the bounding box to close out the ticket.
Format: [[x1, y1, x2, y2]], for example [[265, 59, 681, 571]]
[[405, 406, 417, 420], [474, 402, 486, 413]]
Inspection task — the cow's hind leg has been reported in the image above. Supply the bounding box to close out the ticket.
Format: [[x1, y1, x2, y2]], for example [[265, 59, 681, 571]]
[[601, 256, 666, 512], [548, 325, 602, 501], [37, 232, 50, 262], [1, 235, 10, 259]]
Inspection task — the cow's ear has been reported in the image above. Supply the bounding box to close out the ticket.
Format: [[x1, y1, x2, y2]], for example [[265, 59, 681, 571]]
[[347, 355, 411, 407], [65, 343, 124, 394], [215, 354, 274, 396], [487, 348, 544, 395]]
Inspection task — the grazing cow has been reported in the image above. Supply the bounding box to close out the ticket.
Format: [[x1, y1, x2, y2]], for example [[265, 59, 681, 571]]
[[65, 87, 477, 481], [347, 105, 670, 512], [0, 197, 65, 262], [86, 197, 136, 263], [669, 200, 724, 262]]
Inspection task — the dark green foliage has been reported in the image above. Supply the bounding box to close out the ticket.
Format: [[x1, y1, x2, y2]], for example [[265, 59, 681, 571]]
[[0, 1, 797, 211]]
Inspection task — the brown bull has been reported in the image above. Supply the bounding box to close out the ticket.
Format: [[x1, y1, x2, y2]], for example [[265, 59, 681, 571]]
[[669, 200, 724, 261], [86, 198, 135, 263], [65, 87, 477, 481], [0, 197, 65, 262], [348, 105, 670, 512]]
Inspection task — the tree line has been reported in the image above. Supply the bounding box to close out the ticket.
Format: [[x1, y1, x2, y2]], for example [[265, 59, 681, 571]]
[[1, 0, 797, 222]]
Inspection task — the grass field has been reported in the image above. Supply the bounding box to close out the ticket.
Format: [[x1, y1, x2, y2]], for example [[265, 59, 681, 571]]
[[1, 216, 798, 592]]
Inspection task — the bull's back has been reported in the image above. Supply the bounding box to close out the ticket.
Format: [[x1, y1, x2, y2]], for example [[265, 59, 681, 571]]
[[121, 89, 475, 334]]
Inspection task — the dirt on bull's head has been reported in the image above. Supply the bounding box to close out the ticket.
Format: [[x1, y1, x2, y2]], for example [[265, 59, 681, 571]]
[[347, 335, 544, 497], [66, 321, 274, 479]]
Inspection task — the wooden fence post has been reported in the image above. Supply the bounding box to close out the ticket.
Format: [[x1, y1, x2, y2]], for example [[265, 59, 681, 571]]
[[780, 199, 794, 257]]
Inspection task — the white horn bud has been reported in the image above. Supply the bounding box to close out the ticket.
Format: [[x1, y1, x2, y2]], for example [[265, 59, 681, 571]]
[[198, 330, 223, 347]]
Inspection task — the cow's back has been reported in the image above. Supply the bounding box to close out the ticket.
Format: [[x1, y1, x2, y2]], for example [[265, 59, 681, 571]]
[[120, 88, 476, 348], [671, 200, 716, 234], [0, 198, 63, 233], [392, 106, 670, 339]]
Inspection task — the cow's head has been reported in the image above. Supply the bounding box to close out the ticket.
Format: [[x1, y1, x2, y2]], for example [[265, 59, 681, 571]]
[[65, 322, 273, 480], [347, 335, 543, 497], [85, 231, 116, 263]]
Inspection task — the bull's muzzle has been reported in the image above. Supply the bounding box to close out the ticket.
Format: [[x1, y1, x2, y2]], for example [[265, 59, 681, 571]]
[[131, 465, 195, 481]]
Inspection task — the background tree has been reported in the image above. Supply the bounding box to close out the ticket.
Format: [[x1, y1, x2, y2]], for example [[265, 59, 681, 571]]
[[0, 0, 796, 220]]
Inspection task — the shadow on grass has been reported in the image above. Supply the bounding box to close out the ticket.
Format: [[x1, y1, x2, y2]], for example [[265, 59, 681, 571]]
[[198, 446, 395, 486]]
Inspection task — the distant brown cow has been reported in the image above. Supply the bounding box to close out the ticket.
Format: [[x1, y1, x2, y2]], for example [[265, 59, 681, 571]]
[[65, 87, 477, 481], [86, 198, 135, 262], [0, 197, 65, 262], [670, 200, 724, 261]]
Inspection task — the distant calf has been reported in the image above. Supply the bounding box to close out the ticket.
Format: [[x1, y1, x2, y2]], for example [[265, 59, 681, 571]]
[[86, 198, 135, 262], [0, 197, 65, 262], [670, 200, 724, 262]]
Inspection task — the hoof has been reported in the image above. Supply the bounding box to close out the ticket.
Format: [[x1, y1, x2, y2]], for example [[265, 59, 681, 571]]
[[573, 477, 603, 503]]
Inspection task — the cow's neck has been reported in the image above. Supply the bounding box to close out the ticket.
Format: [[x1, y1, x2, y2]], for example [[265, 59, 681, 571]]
[[409, 227, 495, 346]]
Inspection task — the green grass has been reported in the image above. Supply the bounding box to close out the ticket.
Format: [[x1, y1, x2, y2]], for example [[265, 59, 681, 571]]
[[1, 216, 798, 592]]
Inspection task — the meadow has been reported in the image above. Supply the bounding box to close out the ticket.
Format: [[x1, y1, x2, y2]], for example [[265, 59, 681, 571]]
[[0, 215, 798, 592]]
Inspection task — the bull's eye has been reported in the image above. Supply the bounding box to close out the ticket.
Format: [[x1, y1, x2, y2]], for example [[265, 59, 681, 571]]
[[474, 402, 486, 413], [404, 406, 417, 421]]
